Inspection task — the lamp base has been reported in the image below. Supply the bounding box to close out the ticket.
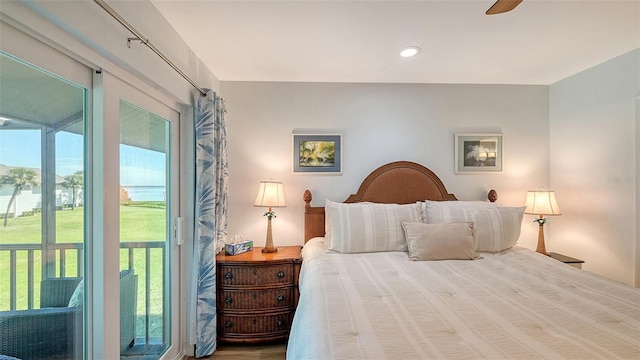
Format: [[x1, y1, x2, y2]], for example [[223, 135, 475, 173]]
[[262, 215, 278, 253], [536, 217, 549, 256], [261, 247, 278, 254]]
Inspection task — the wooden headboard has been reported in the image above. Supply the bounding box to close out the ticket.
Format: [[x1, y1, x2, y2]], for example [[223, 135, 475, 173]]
[[303, 161, 460, 242]]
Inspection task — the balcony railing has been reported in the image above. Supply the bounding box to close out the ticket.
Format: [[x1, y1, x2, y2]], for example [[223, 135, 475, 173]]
[[0, 241, 165, 345]]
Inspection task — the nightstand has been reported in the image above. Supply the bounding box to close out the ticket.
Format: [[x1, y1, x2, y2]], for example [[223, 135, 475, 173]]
[[216, 246, 302, 344], [549, 252, 584, 269]]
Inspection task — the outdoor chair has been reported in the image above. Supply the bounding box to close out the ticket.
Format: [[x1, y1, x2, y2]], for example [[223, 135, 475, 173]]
[[0, 269, 137, 360]]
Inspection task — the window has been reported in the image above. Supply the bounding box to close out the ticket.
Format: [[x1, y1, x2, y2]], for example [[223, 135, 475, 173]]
[[0, 50, 87, 359]]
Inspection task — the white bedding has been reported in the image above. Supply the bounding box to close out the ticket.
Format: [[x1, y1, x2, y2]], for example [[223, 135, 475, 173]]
[[287, 238, 640, 359]]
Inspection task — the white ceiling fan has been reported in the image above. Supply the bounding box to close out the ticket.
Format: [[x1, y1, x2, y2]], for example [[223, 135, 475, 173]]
[[486, 0, 524, 15]]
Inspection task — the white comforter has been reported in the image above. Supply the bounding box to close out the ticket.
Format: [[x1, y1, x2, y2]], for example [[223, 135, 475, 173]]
[[287, 238, 640, 359]]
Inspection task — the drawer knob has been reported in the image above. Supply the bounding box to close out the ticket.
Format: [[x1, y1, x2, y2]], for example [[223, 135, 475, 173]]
[[277, 320, 286, 327], [224, 272, 233, 281], [277, 271, 285, 278], [224, 297, 233, 305], [277, 295, 285, 302], [225, 321, 233, 329]]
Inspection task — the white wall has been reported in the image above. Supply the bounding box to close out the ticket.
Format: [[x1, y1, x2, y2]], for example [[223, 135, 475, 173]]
[[221, 81, 549, 249], [550, 49, 639, 286], [0, 187, 41, 217]]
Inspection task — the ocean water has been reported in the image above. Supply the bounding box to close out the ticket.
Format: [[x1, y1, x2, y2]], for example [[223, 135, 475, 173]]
[[122, 186, 166, 202]]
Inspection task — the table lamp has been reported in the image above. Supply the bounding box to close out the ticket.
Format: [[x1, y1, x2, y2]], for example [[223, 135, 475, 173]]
[[524, 190, 561, 255], [254, 181, 286, 253]]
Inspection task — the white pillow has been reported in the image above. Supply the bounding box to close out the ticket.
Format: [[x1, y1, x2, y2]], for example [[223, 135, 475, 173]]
[[325, 201, 373, 241], [419, 200, 501, 223], [402, 221, 477, 261], [325, 200, 421, 253], [425, 202, 526, 252]]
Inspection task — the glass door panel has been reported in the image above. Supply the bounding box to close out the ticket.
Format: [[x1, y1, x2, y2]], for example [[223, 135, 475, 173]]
[[119, 99, 174, 359], [0, 51, 86, 360]]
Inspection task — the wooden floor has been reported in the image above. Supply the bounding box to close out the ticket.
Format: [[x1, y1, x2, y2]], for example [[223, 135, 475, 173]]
[[183, 343, 286, 360]]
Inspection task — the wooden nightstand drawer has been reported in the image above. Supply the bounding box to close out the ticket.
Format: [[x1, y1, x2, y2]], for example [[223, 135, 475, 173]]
[[218, 287, 295, 310], [218, 263, 294, 286], [216, 246, 302, 344], [218, 310, 294, 336]]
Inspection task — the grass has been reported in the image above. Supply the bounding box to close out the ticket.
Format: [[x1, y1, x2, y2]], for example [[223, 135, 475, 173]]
[[0, 202, 168, 339]]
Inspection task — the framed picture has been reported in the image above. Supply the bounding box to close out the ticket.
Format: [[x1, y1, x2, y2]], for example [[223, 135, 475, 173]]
[[293, 134, 342, 174], [455, 133, 503, 174]]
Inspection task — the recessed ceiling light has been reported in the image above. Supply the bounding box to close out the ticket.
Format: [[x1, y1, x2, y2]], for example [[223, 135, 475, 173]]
[[400, 46, 421, 58]]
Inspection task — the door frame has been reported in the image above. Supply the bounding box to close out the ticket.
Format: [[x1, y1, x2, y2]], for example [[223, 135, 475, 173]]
[[92, 70, 182, 360]]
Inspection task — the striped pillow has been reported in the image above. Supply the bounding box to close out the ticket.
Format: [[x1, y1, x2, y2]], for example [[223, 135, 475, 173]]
[[326, 200, 421, 253], [419, 200, 501, 223], [425, 202, 526, 252]]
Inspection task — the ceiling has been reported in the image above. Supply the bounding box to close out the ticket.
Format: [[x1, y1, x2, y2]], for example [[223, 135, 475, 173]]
[[151, 0, 639, 85]]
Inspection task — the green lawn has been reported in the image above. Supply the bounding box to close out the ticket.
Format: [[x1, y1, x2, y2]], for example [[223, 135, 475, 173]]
[[0, 202, 168, 338]]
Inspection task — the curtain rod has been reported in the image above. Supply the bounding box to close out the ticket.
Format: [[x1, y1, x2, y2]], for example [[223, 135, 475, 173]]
[[93, 0, 207, 97]]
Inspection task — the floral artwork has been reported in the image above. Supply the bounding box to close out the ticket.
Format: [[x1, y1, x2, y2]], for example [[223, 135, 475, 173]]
[[299, 140, 336, 167], [293, 134, 342, 174], [455, 134, 502, 173]]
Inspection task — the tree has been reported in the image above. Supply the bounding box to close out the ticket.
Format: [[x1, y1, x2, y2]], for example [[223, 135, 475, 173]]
[[0, 168, 39, 226], [120, 186, 132, 205], [60, 171, 83, 210]]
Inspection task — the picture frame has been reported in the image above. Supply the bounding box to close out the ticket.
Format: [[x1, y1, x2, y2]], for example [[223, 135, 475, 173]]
[[455, 133, 503, 174], [292, 134, 342, 174]]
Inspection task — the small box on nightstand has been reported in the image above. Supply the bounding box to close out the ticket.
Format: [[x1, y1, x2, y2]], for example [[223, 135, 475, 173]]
[[225, 240, 254, 256]]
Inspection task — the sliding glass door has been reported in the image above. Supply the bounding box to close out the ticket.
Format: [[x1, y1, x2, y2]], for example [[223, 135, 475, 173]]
[[99, 76, 181, 360], [119, 99, 179, 359], [0, 50, 87, 360], [1, 24, 183, 360]]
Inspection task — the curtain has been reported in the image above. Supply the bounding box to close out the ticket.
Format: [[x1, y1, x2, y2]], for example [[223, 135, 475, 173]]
[[192, 89, 228, 357]]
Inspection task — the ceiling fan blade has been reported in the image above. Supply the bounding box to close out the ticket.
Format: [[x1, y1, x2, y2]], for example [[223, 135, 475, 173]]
[[486, 0, 524, 15]]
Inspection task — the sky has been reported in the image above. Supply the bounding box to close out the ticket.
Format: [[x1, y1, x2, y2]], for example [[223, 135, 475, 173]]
[[0, 129, 166, 186]]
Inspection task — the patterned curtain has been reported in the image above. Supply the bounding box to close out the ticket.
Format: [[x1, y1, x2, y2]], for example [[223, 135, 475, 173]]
[[193, 89, 228, 357]]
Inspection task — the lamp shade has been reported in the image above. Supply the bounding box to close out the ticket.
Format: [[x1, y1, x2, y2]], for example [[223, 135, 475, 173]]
[[254, 181, 286, 208], [524, 190, 561, 216]]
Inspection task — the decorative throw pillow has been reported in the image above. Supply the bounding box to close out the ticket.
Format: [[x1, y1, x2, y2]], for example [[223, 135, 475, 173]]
[[402, 221, 477, 261], [325, 200, 421, 253], [425, 202, 526, 252], [68, 279, 84, 307], [419, 200, 501, 223]]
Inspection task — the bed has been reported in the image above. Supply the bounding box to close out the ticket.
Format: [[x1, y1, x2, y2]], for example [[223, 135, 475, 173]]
[[287, 161, 640, 359]]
